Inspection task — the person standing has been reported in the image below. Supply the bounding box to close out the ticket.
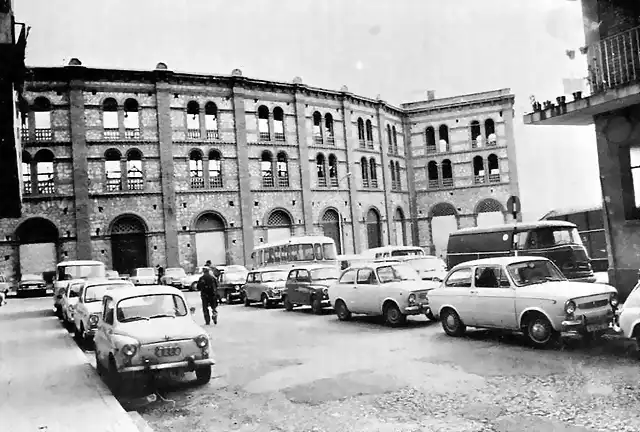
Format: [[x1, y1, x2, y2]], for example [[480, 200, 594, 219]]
[[157, 265, 165, 285], [197, 267, 219, 325]]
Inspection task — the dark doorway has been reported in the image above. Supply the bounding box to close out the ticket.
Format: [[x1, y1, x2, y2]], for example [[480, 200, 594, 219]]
[[110, 216, 147, 276], [321, 209, 342, 254], [366, 209, 382, 249]]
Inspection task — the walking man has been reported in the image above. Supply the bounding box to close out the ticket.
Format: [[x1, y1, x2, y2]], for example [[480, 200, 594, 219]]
[[197, 267, 219, 325]]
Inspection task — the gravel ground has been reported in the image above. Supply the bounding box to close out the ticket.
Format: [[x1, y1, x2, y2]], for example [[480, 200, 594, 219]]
[[122, 296, 640, 432]]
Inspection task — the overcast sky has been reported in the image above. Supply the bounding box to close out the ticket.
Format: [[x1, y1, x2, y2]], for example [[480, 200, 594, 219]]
[[14, 0, 601, 221]]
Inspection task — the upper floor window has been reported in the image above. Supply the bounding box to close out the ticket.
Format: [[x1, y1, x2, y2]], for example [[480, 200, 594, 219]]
[[187, 101, 201, 139], [365, 119, 374, 149], [470, 120, 482, 148], [316, 153, 327, 187], [21, 150, 32, 194], [395, 161, 401, 190], [258, 105, 270, 141], [209, 149, 223, 188], [261, 150, 274, 187], [277, 152, 290, 188], [33, 97, 52, 141], [313, 111, 323, 144], [328, 153, 338, 187], [357, 118, 365, 147], [473, 155, 485, 184], [104, 148, 122, 192], [360, 156, 369, 187], [438, 124, 449, 152], [369, 158, 378, 188], [102, 98, 119, 140], [392, 126, 398, 154], [34, 149, 55, 194], [428, 161, 439, 189], [390, 161, 397, 190], [488, 153, 500, 183], [485, 119, 497, 145], [425, 126, 436, 154], [273, 107, 285, 141], [325, 114, 335, 144], [387, 125, 393, 153], [189, 149, 204, 189], [205, 102, 219, 140], [442, 159, 453, 188], [126, 149, 144, 190], [123, 99, 140, 139]]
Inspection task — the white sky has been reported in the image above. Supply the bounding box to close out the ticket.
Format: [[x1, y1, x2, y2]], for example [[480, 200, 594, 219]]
[[15, 0, 602, 221]]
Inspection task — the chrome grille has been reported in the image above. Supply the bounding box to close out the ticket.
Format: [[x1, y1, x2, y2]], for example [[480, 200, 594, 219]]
[[578, 299, 609, 310]]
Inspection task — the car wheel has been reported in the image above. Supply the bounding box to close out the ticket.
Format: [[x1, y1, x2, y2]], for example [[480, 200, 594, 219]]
[[108, 357, 124, 396], [425, 308, 437, 322], [311, 297, 323, 315], [384, 303, 407, 327], [95, 350, 105, 376], [441, 308, 466, 337], [335, 300, 352, 321], [190, 282, 198, 292], [195, 365, 212, 385], [262, 294, 271, 309], [524, 314, 557, 348], [283, 295, 294, 311]]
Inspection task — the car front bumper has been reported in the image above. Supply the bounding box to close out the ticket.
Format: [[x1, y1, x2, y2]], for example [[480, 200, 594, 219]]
[[404, 303, 430, 315], [120, 357, 215, 373], [561, 311, 614, 333]]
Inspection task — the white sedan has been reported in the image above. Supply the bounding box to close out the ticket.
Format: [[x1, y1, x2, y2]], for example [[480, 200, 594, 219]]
[[615, 281, 640, 344]]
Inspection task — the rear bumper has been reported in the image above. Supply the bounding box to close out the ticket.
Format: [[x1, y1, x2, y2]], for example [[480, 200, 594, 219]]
[[120, 358, 215, 373]]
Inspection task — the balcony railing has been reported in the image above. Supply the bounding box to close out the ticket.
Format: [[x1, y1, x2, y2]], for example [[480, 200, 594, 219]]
[[371, 178, 378, 188], [206, 129, 219, 140], [35, 128, 52, 141], [314, 134, 323, 145], [426, 144, 437, 154], [125, 128, 140, 139], [395, 181, 401, 190], [20, 129, 29, 142], [589, 24, 640, 94], [190, 176, 205, 189], [474, 175, 485, 185], [106, 177, 122, 192], [262, 175, 274, 188], [259, 132, 270, 141], [210, 175, 223, 189], [428, 179, 440, 189], [327, 135, 335, 145], [37, 178, 55, 194], [103, 128, 119, 140], [366, 140, 374, 149], [489, 173, 500, 183], [329, 176, 338, 187], [471, 139, 478, 149], [127, 177, 144, 190], [274, 132, 285, 141], [442, 178, 454, 188], [359, 139, 366, 148], [362, 178, 369, 188], [318, 177, 327, 187], [22, 178, 31, 194], [277, 175, 289, 188], [187, 129, 201, 139]]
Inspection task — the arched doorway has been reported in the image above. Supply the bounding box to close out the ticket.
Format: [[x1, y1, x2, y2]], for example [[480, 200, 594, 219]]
[[110, 215, 148, 276], [195, 213, 226, 266], [394, 208, 407, 246], [321, 209, 342, 254], [430, 203, 458, 259], [366, 208, 382, 249], [476, 198, 505, 228], [266, 210, 292, 242], [15, 217, 59, 279]]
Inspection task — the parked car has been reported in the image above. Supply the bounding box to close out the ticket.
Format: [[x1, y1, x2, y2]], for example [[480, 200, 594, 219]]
[[428, 256, 618, 348], [614, 279, 640, 344], [379, 255, 447, 282], [18, 274, 47, 297], [129, 267, 157, 286], [242, 268, 289, 308], [60, 281, 84, 329], [181, 266, 207, 291], [93, 285, 214, 395], [73, 278, 135, 346], [217, 265, 249, 304], [329, 262, 437, 326], [161, 267, 187, 288], [53, 260, 107, 319], [105, 270, 121, 280], [283, 264, 340, 314], [0, 274, 10, 300]]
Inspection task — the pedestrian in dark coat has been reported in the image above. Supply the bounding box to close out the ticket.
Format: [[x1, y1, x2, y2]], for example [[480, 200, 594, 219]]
[[157, 265, 165, 285], [198, 267, 219, 325]]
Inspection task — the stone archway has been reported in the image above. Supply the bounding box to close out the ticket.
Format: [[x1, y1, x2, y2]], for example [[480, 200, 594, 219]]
[[476, 198, 505, 228], [266, 209, 292, 243], [394, 208, 407, 246], [430, 203, 458, 259], [366, 208, 382, 249], [321, 209, 342, 254], [195, 212, 226, 266], [110, 215, 147, 276], [15, 217, 59, 279]]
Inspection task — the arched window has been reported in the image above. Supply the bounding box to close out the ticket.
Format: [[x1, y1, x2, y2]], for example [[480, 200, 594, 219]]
[[313, 111, 323, 144], [360, 156, 369, 187], [273, 107, 285, 141], [442, 159, 453, 188], [470, 120, 482, 148], [395, 161, 401, 190], [316, 153, 327, 187], [33, 97, 52, 141], [438, 124, 449, 152], [390, 161, 397, 190], [473, 155, 485, 184], [205, 102, 219, 139], [189, 149, 204, 189], [33, 149, 55, 194], [258, 105, 270, 141], [392, 126, 398, 154], [369, 158, 378, 187], [386, 125, 393, 153], [357, 118, 365, 147], [425, 126, 436, 153], [123, 99, 140, 139], [328, 154, 338, 187], [277, 152, 289, 187], [21, 150, 32, 194], [104, 148, 122, 192], [186, 101, 201, 139], [485, 119, 497, 145], [261, 150, 273, 187], [209, 149, 223, 188], [394, 208, 407, 246], [102, 98, 119, 139], [488, 153, 500, 182], [126, 149, 144, 190], [428, 161, 439, 189], [366, 208, 382, 249], [325, 113, 335, 144], [365, 119, 374, 148]]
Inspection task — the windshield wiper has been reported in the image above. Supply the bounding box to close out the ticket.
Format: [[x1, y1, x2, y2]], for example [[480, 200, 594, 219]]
[[149, 313, 176, 319], [120, 316, 149, 322]]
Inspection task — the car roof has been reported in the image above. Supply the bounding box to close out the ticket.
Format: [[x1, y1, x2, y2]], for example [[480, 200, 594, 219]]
[[108, 285, 183, 301], [450, 220, 575, 236], [450, 256, 549, 269], [83, 278, 133, 288], [344, 261, 412, 270], [288, 264, 339, 271], [165, 267, 184, 271], [251, 267, 288, 273], [57, 260, 105, 267]]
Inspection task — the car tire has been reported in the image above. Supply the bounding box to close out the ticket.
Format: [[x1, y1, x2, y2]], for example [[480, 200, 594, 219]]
[[190, 282, 198, 292], [524, 314, 557, 348], [195, 365, 212, 385], [108, 357, 124, 396], [335, 300, 352, 321], [261, 294, 271, 309], [441, 308, 466, 337], [384, 303, 407, 327], [311, 297, 323, 315], [226, 292, 233, 305], [425, 308, 437, 322], [283, 295, 294, 311]]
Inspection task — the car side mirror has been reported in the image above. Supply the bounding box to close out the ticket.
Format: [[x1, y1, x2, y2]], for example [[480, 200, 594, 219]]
[[190, 306, 196, 315]]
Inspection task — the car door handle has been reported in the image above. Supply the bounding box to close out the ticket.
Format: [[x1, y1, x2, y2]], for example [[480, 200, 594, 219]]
[[469, 290, 478, 294]]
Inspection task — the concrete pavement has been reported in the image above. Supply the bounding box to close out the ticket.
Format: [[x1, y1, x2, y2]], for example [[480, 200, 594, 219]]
[[0, 297, 144, 432]]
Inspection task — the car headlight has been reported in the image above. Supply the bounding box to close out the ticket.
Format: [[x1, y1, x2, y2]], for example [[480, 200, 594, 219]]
[[122, 344, 137, 357], [194, 334, 209, 348], [322, 288, 328, 296], [89, 314, 100, 326], [610, 293, 619, 307], [408, 293, 416, 305], [564, 300, 576, 315]]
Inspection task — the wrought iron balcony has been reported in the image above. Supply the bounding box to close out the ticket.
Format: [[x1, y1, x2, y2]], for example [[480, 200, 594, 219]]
[[366, 140, 374, 150], [589, 24, 640, 94], [187, 129, 201, 139], [442, 178, 454, 188], [428, 179, 440, 189], [37, 178, 55, 194], [359, 139, 366, 148], [329, 176, 338, 187], [190, 176, 205, 189], [35, 128, 52, 141], [314, 134, 323, 145], [106, 177, 122, 192], [207, 130, 219, 140], [362, 178, 369, 188], [489, 173, 500, 183], [317, 177, 327, 187], [426, 144, 437, 154], [259, 132, 270, 141], [371, 178, 378, 188], [20, 129, 29, 142], [274, 132, 285, 142], [209, 176, 223, 188], [127, 177, 144, 191], [474, 175, 485, 185], [471, 139, 478, 149], [124, 128, 140, 139], [103, 128, 119, 140], [277, 175, 289, 188], [326, 135, 335, 145], [262, 175, 274, 188], [22, 179, 31, 194]]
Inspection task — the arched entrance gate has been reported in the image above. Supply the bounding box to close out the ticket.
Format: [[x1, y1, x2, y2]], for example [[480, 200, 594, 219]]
[[194, 213, 226, 266], [366, 208, 382, 249], [110, 215, 148, 276], [15, 217, 59, 280], [321, 209, 342, 254]]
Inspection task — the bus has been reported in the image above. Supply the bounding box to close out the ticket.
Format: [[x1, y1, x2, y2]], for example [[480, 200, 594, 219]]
[[250, 236, 339, 270]]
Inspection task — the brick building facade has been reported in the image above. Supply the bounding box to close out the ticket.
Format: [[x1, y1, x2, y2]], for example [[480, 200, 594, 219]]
[[0, 60, 519, 279]]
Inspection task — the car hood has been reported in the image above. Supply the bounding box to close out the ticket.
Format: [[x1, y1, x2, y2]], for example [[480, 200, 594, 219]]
[[387, 280, 441, 292], [84, 301, 103, 314], [114, 317, 205, 345], [21, 280, 45, 285], [518, 281, 617, 299]]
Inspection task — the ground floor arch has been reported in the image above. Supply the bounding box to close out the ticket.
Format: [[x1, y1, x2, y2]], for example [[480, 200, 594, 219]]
[[394, 208, 407, 246], [194, 212, 226, 266], [430, 203, 458, 259], [366, 208, 382, 249], [476, 198, 505, 228], [266, 209, 292, 243], [110, 215, 148, 276], [321, 209, 342, 254], [15, 217, 59, 278]]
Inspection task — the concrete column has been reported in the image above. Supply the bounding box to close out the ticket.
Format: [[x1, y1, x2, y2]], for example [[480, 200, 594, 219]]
[[292, 90, 314, 234], [340, 94, 362, 253], [503, 101, 522, 222], [117, 108, 125, 140], [230, 83, 255, 264], [403, 117, 419, 246], [375, 104, 393, 245], [66, 65, 92, 259], [153, 70, 180, 268]]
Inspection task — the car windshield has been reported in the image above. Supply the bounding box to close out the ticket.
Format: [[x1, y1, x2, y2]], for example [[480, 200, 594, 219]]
[[322, 243, 338, 260], [405, 257, 446, 272], [310, 267, 340, 280], [60, 264, 106, 280], [165, 268, 186, 277], [22, 274, 43, 281], [137, 268, 155, 276], [390, 249, 424, 257], [526, 227, 583, 248], [84, 283, 133, 303], [223, 270, 248, 283], [376, 264, 420, 283], [507, 260, 566, 286], [116, 294, 188, 322], [262, 271, 288, 282]]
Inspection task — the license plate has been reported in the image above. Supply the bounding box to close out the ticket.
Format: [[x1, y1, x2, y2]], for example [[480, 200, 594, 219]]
[[586, 322, 609, 332], [155, 346, 182, 357]]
